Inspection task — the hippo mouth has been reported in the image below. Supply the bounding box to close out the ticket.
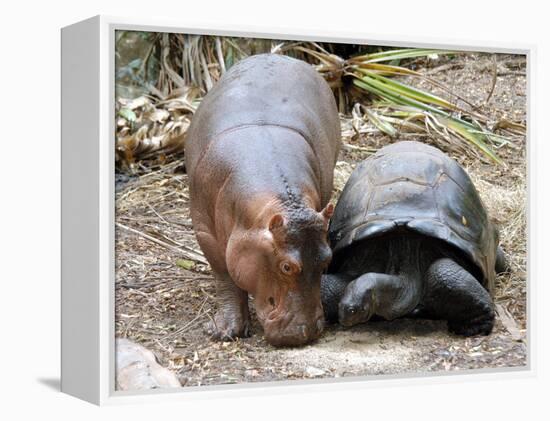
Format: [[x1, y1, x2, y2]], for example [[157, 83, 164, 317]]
[[258, 301, 324, 347], [263, 316, 324, 347]]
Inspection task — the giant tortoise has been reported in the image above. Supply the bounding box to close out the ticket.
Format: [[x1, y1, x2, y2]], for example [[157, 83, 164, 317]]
[[321, 141, 507, 336]]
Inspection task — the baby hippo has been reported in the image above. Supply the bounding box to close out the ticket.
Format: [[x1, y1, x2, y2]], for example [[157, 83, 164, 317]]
[[186, 54, 341, 347]]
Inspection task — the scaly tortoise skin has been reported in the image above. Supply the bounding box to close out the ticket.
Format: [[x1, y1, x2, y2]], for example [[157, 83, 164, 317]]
[[321, 141, 507, 336]]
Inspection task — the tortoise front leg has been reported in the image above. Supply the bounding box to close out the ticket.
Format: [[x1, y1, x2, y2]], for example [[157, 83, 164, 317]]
[[321, 273, 353, 322], [422, 258, 494, 336], [338, 272, 421, 327]]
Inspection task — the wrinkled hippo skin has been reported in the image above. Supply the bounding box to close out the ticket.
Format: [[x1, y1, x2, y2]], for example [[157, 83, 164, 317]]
[[186, 54, 341, 347]]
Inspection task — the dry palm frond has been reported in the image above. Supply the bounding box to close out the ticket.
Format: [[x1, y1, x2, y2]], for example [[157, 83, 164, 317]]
[[290, 44, 525, 164], [116, 33, 525, 167], [115, 87, 200, 170], [116, 34, 290, 167]]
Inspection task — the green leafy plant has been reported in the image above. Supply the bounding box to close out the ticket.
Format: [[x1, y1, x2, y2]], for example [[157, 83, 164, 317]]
[[347, 49, 503, 163], [294, 45, 511, 164]]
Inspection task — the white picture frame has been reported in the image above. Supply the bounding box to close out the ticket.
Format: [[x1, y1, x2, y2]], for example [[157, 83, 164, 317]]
[[61, 15, 534, 405]]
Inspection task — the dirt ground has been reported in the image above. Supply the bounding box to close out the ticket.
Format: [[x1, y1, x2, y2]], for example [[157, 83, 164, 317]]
[[115, 52, 527, 388]]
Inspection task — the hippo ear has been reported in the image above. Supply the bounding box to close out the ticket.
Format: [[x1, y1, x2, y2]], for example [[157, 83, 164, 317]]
[[321, 203, 335, 221], [268, 214, 285, 232]]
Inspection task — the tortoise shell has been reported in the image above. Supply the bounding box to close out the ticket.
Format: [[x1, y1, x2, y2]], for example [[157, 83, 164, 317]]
[[329, 141, 499, 292]]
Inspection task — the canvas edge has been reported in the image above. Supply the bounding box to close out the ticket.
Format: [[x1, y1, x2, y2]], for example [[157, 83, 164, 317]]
[[61, 15, 102, 405]]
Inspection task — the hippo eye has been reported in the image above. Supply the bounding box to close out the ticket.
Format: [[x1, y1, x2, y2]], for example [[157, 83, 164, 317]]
[[280, 262, 293, 275]]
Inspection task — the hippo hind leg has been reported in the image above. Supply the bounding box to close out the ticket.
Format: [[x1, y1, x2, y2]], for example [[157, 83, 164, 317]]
[[423, 258, 494, 336], [205, 271, 251, 341]]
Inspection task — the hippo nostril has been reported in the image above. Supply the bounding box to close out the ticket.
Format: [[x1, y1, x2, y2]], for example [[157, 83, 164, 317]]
[[300, 324, 307, 339], [268, 297, 275, 307]]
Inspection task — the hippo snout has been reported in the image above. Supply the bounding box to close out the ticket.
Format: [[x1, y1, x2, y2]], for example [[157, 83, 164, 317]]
[[263, 311, 324, 347]]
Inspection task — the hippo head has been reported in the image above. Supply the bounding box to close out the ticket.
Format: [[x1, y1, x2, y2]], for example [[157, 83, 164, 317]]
[[227, 202, 334, 347]]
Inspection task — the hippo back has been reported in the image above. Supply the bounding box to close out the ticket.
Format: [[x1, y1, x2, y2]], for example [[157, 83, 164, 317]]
[[185, 54, 341, 205], [329, 141, 499, 292]]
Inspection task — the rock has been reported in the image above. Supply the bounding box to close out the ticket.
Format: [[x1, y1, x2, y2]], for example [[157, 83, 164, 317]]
[[116, 338, 181, 391], [305, 366, 326, 377], [244, 368, 260, 378]]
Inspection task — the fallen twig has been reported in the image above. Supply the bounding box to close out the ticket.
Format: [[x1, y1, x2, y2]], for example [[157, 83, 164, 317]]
[[497, 71, 526, 77], [116, 222, 208, 265], [495, 303, 523, 341], [425, 62, 464, 75], [484, 55, 498, 105], [342, 143, 377, 154], [162, 296, 210, 339]]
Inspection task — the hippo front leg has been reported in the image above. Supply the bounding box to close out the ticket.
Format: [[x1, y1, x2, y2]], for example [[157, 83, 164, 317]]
[[206, 271, 251, 341]]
